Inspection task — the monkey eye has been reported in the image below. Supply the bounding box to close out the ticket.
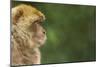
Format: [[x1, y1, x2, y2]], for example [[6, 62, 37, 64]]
[[32, 16, 44, 25], [35, 20, 43, 25], [38, 21, 42, 24], [33, 19, 41, 23]]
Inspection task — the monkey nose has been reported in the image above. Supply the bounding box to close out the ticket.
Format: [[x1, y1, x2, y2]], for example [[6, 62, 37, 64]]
[[43, 30, 46, 34]]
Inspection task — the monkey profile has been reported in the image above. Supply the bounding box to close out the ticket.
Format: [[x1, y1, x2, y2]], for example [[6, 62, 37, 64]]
[[11, 4, 47, 66]]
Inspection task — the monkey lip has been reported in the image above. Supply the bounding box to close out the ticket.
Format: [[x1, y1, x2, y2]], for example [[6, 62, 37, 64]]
[[36, 35, 46, 40], [34, 36, 46, 45], [38, 37, 46, 42], [36, 39, 46, 45]]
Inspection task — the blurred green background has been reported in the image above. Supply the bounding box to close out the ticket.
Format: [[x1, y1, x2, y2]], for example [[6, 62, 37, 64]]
[[12, 1, 96, 64]]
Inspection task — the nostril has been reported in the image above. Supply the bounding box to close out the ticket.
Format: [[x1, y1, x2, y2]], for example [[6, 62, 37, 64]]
[[43, 31, 46, 34]]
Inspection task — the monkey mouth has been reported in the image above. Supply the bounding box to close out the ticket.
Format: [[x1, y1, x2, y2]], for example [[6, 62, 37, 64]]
[[38, 37, 46, 44], [34, 36, 47, 46]]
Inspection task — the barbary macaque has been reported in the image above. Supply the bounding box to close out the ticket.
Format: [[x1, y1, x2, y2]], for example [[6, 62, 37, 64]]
[[11, 4, 47, 66]]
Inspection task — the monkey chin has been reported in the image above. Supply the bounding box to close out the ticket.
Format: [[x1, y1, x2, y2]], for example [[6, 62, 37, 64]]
[[34, 36, 47, 47]]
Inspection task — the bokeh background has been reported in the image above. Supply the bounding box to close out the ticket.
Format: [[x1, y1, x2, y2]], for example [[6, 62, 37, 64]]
[[12, 1, 96, 64]]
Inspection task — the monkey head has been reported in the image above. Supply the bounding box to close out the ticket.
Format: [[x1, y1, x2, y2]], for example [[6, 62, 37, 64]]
[[12, 4, 47, 47]]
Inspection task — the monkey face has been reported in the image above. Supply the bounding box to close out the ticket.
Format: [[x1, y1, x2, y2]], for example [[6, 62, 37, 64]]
[[32, 22, 47, 46]]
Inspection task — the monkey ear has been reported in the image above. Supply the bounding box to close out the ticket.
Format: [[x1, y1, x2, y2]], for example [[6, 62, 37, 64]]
[[12, 8, 23, 24]]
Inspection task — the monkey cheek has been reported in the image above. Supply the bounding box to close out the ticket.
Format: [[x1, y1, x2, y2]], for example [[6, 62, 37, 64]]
[[38, 37, 46, 45], [40, 37, 47, 45], [34, 35, 47, 46]]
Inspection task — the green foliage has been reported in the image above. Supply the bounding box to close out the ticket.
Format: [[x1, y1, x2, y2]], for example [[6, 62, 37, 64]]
[[12, 1, 96, 64]]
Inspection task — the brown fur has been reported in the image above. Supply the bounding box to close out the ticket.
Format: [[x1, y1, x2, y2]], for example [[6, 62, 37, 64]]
[[11, 4, 47, 66]]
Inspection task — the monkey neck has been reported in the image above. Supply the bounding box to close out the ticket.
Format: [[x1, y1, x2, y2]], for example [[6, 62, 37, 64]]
[[12, 45, 40, 65]]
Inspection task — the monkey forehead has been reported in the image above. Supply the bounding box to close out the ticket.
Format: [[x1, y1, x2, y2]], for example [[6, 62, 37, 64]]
[[12, 4, 45, 21]]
